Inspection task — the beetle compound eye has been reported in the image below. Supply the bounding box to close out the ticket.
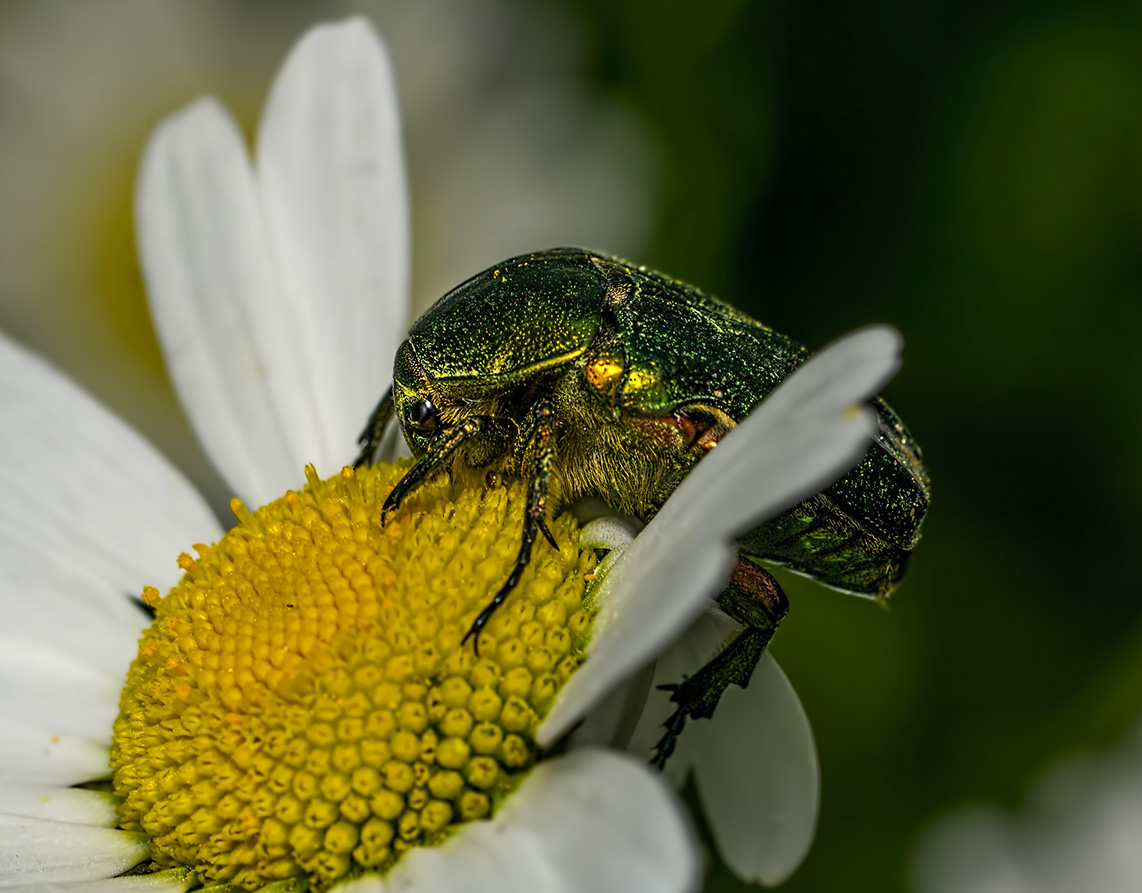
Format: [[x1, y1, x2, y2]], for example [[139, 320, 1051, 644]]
[[408, 398, 440, 432]]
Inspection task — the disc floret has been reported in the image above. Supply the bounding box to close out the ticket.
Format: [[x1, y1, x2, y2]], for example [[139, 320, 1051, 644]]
[[111, 462, 596, 890]]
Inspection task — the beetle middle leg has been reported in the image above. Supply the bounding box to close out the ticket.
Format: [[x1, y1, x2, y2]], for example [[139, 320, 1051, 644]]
[[463, 400, 558, 653], [651, 558, 789, 769]]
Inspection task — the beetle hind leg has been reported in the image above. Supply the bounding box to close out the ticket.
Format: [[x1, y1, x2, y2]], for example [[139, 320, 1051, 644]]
[[651, 559, 789, 769]]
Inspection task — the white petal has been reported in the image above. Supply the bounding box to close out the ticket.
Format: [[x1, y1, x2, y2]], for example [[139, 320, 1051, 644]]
[[498, 749, 700, 893], [0, 726, 110, 787], [386, 825, 556, 893], [0, 786, 118, 827], [0, 871, 192, 893], [620, 608, 821, 886], [538, 537, 734, 750], [540, 326, 900, 744], [257, 18, 410, 474], [135, 98, 308, 507], [565, 664, 655, 752], [0, 815, 147, 886], [387, 749, 699, 893], [0, 552, 142, 682], [684, 654, 819, 887], [0, 331, 221, 678], [0, 638, 119, 740], [1, 874, 191, 893]]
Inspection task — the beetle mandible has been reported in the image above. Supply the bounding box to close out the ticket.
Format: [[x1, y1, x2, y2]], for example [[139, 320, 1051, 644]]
[[355, 248, 929, 765]]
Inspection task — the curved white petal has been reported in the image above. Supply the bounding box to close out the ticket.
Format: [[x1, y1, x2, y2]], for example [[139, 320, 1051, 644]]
[[0, 726, 110, 787], [565, 664, 655, 752], [387, 749, 699, 893], [0, 815, 147, 886], [540, 326, 901, 745], [0, 786, 118, 827], [1, 553, 142, 682], [620, 607, 820, 886], [139, 20, 410, 506], [684, 654, 819, 887], [0, 639, 119, 741], [257, 18, 409, 472], [136, 97, 307, 507], [0, 331, 220, 677], [0, 871, 193, 893], [623, 615, 819, 885], [386, 825, 555, 893], [539, 538, 736, 749]]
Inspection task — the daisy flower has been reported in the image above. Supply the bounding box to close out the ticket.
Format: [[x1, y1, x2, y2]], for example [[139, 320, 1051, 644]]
[[0, 17, 903, 893]]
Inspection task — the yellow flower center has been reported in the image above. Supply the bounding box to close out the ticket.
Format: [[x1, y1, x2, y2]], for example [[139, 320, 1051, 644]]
[[110, 462, 596, 891]]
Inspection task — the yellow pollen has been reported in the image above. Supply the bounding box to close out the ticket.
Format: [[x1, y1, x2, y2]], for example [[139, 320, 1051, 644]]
[[111, 461, 596, 890]]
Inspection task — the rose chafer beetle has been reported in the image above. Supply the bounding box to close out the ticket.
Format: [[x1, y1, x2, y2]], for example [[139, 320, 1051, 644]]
[[356, 247, 929, 764]]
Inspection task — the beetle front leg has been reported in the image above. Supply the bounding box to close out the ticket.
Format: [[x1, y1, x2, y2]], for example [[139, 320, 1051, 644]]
[[382, 417, 483, 519], [354, 386, 395, 467], [651, 558, 789, 769], [463, 401, 558, 652]]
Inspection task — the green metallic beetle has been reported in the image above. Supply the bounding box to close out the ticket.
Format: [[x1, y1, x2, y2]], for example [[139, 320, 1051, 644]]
[[356, 247, 929, 764]]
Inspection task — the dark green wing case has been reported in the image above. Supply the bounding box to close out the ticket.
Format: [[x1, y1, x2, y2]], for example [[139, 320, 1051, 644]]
[[409, 251, 604, 383], [591, 255, 809, 418], [738, 398, 929, 597], [590, 252, 929, 599]]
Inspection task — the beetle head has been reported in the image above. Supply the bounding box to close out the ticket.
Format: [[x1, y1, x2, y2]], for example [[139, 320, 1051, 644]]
[[392, 338, 447, 457], [389, 249, 613, 468]]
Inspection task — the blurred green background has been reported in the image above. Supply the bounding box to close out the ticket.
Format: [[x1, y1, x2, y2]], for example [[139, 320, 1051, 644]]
[[577, 1, 1142, 891], [3, 0, 1141, 890], [576, 1, 1142, 890]]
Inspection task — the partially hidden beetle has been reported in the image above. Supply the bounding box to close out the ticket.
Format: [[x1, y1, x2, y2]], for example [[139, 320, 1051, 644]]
[[356, 248, 929, 765]]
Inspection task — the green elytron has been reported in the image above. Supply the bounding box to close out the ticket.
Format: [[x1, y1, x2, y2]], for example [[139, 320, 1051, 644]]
[[356, 248, 929, 764]]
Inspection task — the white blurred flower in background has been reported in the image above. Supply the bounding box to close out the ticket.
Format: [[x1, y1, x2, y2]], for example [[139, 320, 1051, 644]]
[[0, 0, 656, 514], [911, 718, 1142, 893]]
